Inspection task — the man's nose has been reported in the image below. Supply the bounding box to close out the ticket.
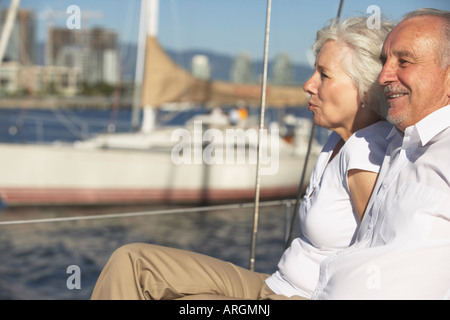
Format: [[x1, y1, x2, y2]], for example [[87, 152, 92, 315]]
[[378, 60, 397, 86]]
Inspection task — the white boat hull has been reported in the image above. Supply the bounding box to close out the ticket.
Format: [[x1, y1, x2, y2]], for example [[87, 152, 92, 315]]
[[0, 139, 318, 206]]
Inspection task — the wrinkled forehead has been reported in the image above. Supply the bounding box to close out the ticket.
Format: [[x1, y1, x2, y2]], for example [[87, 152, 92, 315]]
[[382, 16, 442, 59]]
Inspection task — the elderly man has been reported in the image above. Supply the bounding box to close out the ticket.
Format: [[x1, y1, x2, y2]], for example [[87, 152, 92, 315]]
[[313, 8, 450, 300]]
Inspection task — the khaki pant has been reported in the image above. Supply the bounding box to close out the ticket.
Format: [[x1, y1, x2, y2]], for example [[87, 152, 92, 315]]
[[91, 243, 306, 300]]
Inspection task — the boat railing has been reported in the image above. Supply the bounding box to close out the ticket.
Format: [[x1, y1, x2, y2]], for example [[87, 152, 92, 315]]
[[0, 199, 297, 234], [0, 198, 300, 269]]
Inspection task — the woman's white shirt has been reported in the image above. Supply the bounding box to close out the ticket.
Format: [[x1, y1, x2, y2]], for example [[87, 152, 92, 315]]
[[265, 121, 393, 298]]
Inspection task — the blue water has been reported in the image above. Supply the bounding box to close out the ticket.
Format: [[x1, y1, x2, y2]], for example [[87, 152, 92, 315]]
[[0, 106, 327, 145], [0, 202, 298, 300]]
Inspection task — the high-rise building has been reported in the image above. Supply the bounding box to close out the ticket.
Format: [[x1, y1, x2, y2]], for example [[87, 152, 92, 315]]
[[48, 27, 119, 85], [271, 53, 294, 86], [191, 54, 211, 80], [230, 52, 254, 84], [0, 9, 36, 64]]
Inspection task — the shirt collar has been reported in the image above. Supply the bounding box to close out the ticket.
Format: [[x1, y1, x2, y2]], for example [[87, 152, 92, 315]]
[[386, 126, 403, 140], [386, 105, 450, 146], [414, 105, 450, 146]]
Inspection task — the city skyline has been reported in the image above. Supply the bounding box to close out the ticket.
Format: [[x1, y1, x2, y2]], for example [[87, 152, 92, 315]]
[[3, 0, 448, 66], [0, 9, 304, 103]]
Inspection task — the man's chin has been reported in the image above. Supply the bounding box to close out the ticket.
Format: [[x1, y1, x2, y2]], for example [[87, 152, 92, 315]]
[[386, 108, 409, 129]]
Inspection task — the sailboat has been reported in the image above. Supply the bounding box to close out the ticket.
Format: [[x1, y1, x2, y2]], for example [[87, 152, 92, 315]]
[[0, 0, 322, 206]]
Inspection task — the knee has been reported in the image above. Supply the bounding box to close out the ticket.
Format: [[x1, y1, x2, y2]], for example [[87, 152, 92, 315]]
[[111, 243, 149, 257], [109, 243, 169, 261], [105, 243, 147, 264]]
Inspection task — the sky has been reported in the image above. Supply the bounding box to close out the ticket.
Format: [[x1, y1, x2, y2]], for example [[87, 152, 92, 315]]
[[3, 0, 450, 65]]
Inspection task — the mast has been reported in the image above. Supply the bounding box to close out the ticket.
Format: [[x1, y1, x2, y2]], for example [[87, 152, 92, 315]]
[[131, 0, 149, 131], [132, 0, 159, 132], [0, 0, 21, 66], [141, 0, 159, 133]]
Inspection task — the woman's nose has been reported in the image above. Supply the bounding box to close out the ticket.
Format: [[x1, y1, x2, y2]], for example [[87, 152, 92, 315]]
[[303, 72, 318, 95]]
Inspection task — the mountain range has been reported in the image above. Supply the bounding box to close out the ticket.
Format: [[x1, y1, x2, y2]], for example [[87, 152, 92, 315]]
[[165, 48, 314, 86], [37, 42, 314, 85]]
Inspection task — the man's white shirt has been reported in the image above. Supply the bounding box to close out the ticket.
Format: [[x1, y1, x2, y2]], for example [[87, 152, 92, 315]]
[[313, 105, 450, 300]]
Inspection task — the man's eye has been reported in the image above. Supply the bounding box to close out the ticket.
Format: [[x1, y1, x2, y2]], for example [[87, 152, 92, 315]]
[[399, 59, 410, 67]]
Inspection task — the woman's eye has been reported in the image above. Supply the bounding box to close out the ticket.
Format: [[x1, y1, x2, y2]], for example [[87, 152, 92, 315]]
[[320, 71, 329, 79]]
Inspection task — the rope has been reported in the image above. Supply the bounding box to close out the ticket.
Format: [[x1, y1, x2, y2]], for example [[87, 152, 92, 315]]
[[249, 0, 272, 272], [284, 0, 345, 249]]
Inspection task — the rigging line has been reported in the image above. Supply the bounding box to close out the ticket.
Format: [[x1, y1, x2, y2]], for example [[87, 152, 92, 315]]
[[51, 108, 89, 140], [284, 0, 345, 249], [285, 122, 316, 248], [249, 0, 272, 272], [0, 199, 293, 226]]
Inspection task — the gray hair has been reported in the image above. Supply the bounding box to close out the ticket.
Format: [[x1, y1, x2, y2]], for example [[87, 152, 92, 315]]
[[403, 8, 450, 68], [313, 15, 395, 119]]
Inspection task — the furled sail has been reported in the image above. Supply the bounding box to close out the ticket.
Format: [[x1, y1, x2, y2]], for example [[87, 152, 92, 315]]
[[141, 36, 309, 108]]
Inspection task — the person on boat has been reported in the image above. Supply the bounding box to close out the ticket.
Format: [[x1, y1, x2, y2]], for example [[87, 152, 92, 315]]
[[312, 8, 450, 300], [90, 14, 395, 300]]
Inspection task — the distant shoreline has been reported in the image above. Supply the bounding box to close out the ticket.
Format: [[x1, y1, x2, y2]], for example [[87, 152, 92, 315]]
[[0, 97, 309, 110], [0, 97, 133, 110]]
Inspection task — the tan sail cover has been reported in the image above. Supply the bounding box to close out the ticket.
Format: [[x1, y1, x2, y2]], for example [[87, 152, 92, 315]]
[[142, 36, 309, 108]]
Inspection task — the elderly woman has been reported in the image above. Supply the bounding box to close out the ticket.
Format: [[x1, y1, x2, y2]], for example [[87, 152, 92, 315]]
[[264, 16, 394, 298], [91, 15, 394, 300]]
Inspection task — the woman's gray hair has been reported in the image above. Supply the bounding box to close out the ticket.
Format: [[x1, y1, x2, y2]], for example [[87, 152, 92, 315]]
[[313, 15, 395, 119]]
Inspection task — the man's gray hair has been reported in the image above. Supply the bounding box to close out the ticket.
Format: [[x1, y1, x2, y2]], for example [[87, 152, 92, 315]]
[[313, 15, 395, 119], [403, 8, 450, 69]]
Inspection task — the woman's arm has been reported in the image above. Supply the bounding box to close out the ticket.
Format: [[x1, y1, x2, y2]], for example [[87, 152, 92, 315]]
[[348, 169, 379, 221]]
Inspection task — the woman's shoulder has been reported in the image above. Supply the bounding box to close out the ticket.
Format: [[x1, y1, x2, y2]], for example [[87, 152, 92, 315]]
[[340, 121, 394, 170], [347, 121, 394, 150], [354, 120, 394, 140]]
